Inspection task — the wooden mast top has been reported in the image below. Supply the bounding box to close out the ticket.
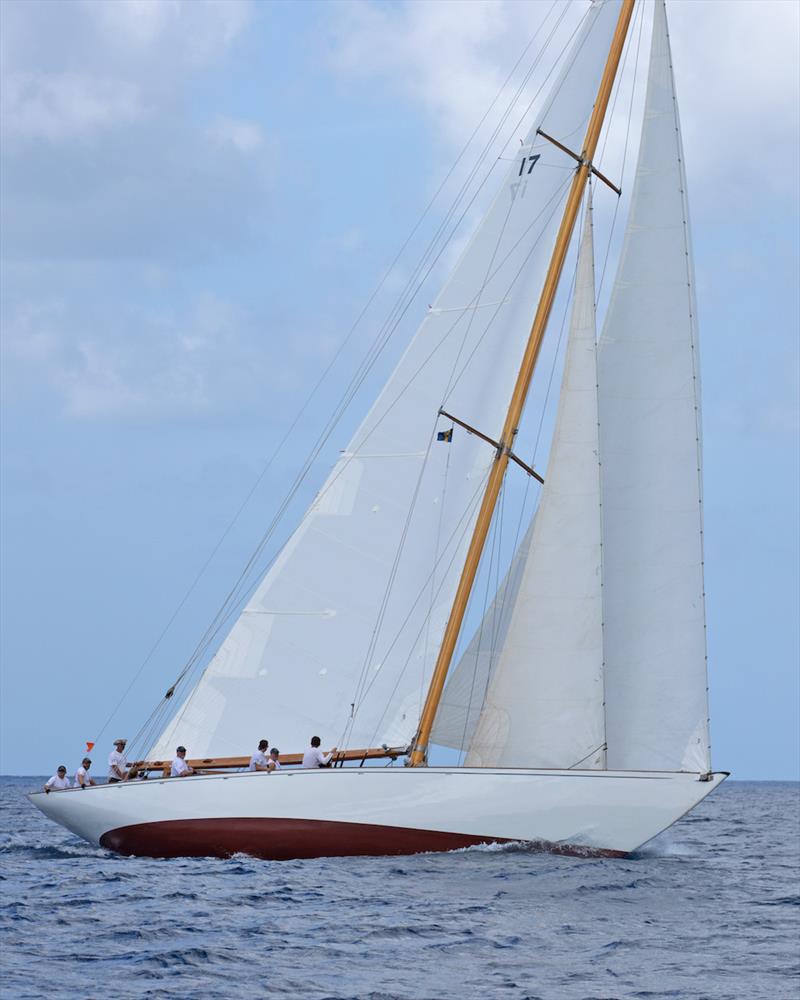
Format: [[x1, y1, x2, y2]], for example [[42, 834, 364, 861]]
[[409, 0, 636, 767]]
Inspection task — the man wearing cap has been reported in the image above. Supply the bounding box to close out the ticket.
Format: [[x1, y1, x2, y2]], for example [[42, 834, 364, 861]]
[[170, 746, 195, 777], [43, 766, 70, 792], [108, 739, 129, 783], [75, 758, 96, 788], [248, 739, 270, 772]]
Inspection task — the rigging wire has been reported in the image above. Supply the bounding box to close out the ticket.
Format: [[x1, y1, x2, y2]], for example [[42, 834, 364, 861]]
[[92, 2, 569, 754], [344, 135, 526, 740], [148, 51, 575, 700], [447, 9, 649, 762], [124, 1, 606, 763], [447, 204, 586, 762], [134, 168, 577, 761], [339, 174, 576, 746], [278, 10, 613, 757], [362, 468, 493, 750], [596, 0, 646, 301], [344, 125, 529, 744]]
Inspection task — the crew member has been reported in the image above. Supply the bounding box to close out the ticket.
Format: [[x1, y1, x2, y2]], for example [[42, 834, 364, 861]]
[[302, 736, 337, 768], [44, 766, 70, 793], [170, 746, 195, 777], [108, 739, 128, 783], [248, 739, 270, 772], [75, 757, 96, 788], [267, 747, 281, 772]]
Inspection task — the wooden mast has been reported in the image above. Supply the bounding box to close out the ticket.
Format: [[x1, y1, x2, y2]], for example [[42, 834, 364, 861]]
[[409, 0, 635, 767]]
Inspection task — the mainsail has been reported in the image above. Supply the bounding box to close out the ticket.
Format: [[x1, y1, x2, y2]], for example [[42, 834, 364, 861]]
[[598, 0, 710, 772], [149, 1, 625, 760]]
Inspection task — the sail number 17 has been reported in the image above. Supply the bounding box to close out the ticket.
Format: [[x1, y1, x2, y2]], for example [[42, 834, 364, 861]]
[[518, 154, 541, 176]]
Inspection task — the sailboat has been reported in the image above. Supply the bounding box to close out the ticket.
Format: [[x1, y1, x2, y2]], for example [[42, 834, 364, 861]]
[[30, 0, 727, 861]]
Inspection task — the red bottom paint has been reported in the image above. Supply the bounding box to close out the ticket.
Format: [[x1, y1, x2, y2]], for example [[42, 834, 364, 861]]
[[99, 817, 627, 861]]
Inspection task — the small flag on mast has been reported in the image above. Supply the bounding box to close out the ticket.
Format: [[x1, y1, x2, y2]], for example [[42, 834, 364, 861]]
[[437, 428, 453, 443]]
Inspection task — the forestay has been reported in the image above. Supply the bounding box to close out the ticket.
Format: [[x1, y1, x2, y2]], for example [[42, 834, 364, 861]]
[[150, 0, 624, 761], [451, 194, 605, 770], [598, 0, 710, 772]]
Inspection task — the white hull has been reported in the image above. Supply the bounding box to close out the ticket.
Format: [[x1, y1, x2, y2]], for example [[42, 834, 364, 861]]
[[29, 767, 727, 860]]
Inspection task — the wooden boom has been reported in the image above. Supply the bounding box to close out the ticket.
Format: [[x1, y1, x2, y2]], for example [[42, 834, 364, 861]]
[[409, 0, 636, 766], [128, 745, 407, 778]]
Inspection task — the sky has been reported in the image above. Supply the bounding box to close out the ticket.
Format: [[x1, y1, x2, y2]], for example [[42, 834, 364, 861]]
[[1, 0, 798, 779]]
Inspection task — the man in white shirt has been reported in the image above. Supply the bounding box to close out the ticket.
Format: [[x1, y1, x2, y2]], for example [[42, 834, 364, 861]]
[[170, 746, 195, 777], [75, 757, 96, 788], [108, 739, 128, 783], [267, 748, 281, 772], [248, 739, 270, 772], [43, 766, 70, 792], [302, 736, 337, 769]]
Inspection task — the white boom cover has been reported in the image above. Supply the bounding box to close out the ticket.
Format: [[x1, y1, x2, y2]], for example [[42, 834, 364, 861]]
[[464, 196, 604, 769], [598, 0, 710, 772], [150, 1, 624, 760]]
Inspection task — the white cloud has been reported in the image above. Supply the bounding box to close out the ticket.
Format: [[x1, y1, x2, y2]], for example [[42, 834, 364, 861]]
[[0, 0, 274, 261], [667, 0, 799, 201], [84, 0, 252, 62], [3, 0, 796, 424], [1, 72, 146, 141], [326, 0, 571, 146], [0, 280, 344, 420], [208, 117, 265, 153], [0, 0, 254, 143], [325, 0, 798, 205]]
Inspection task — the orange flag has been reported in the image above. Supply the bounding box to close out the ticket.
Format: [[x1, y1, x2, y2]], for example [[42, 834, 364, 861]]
[[86, 741, 95, 753]]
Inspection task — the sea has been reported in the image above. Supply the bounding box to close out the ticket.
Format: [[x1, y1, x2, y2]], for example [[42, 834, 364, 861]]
[[0, 777, 797, 1000]]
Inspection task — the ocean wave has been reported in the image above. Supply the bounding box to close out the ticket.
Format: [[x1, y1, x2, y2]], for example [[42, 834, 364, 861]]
[[1, 778, 797, 1000]]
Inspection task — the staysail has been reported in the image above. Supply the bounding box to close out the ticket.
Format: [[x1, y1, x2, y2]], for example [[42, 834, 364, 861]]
[[149, 1, 625, 760], [598, 0, 710, 772], [437, 192, 604, 769]]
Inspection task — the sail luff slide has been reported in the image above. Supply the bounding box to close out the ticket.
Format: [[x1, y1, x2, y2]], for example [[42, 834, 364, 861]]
[[409, 0, 635, 766], [30, 0, 728, 863]]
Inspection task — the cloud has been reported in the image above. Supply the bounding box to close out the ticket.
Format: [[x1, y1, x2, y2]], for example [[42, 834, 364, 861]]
[[666, 0, 799, 202], [1, 285, 328, 419], [0, 0, 271, 262], [324, 0, 798, 206], [85, 0, 252, 60], [325, 0, 578, 147], [1, 0, 253, 142], [1, 72, 146, 142], [3, 0, 796, 424], [208, 117, 265, 153]]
